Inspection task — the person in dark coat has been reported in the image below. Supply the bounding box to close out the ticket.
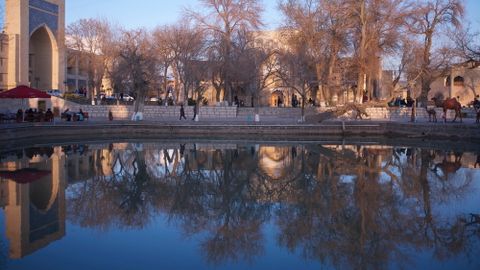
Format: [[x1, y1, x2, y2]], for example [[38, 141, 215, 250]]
[[16, 109, 24, 122], [179, 104, 186, 120], [45, 108, 54, 122], [192, 103, 197, 121]]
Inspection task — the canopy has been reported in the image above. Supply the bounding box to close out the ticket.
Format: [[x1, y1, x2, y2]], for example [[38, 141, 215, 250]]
[[0, 168, 51, 184], [0, 85, 51, 99]]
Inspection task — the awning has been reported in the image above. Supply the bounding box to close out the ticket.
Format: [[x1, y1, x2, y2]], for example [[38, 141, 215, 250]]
[[0, 168, 51, 184], [0, 85, 51, 99]]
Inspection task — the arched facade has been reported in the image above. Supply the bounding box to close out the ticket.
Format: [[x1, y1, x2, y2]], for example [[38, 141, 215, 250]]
[[3, 151, 66, 259], [430, 61, 480, 106], [5, 0, 65, 90]]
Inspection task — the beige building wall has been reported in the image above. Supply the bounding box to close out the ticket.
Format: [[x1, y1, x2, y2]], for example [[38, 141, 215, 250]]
[[0, 34, 9, 91], [430, 61, 480, 106]]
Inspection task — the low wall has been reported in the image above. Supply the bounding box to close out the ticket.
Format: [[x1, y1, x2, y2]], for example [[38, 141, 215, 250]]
[[61, 105, 238, 120]]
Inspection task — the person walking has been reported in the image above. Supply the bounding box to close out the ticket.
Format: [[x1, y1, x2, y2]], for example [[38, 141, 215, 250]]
[[192, 103, 197, 121], [179, 104, 186, 120]]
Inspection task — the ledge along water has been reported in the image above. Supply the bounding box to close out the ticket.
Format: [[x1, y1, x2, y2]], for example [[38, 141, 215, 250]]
[[1, 120, 480, 151]]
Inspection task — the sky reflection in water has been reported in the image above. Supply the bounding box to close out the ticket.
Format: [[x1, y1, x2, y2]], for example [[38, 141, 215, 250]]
[[0, 142, 479, 269]]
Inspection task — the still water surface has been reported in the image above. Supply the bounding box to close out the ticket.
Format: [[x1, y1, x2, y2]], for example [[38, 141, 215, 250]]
[[0, 142, 479, 269]]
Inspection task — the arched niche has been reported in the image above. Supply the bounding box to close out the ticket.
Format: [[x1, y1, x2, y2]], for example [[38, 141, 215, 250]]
[[453, 76, 464, 86], [29, 173, 58, 212]]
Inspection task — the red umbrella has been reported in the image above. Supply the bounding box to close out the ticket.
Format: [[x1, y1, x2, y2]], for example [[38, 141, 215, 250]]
[[0, 85, 51, 99], [0, 168, 51, 184]]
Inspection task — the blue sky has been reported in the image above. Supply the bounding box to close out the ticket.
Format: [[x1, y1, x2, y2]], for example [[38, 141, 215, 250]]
[[66, 0, 480, 31], [66, 0, 282, 30]]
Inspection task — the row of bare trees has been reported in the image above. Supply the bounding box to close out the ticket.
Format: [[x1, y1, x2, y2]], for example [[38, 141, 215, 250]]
[[66, 0, 478, 112], [278, 0, 472, 106]]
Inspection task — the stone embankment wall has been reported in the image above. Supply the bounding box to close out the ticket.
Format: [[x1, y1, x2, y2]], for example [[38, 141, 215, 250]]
[[68, 105, 238, 120], [1, 97, 477, 121], [1, 122, 479, 147]]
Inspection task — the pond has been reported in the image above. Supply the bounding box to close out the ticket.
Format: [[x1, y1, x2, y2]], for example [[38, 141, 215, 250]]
[[0, 141, 479, 269]]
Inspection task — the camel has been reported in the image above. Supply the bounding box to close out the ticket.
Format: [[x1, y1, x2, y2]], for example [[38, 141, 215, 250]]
[[432, 97, 463, 123], [432, 153, 462, 180]]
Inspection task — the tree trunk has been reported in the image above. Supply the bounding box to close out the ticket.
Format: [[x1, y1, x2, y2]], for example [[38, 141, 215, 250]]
[[301, 94, 305, 122], [163, 65, 169, 99], [326, 53, 338, 105], [356, 0, 367, 104], [419, 77, 431, 107], [132, 84, 146, 121], [315, 63, 324, 106], [419, 32, 433, 107]]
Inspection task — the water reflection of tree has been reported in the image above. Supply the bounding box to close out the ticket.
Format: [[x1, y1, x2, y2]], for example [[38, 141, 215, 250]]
[[64, 143, 480, 268], [171, 147, 269, 265], [68, 145, 161, 229], [276, 146, 479, 269]]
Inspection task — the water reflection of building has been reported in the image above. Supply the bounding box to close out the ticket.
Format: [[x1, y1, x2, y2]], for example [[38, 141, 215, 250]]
[[258, 146, 293, 180], [0, 148, 65, 259]]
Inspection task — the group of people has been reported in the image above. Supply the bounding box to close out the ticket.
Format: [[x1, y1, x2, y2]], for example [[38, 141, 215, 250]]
[[16, 108, 54, 122], [473, 95, 480, 110], [62, 108, 86, 121], [76, 87, 87, 97], [388, 96, 416, 107], [233, 96, 245, 107], [179, 104, 197, 121]]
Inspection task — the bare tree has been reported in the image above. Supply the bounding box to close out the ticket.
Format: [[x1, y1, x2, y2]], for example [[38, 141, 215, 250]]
[[277, 42, 317, 121], [111, 29, 157, 120], [218, 30, 282, 120], [454, 26, 480, 61], [347, 0, 409, 103], [247, 47, 282, 109], [406, 0, 464, 105], [384, 37, 423, 100], [165, 23, 206, 104], [188, 0, 264, 105], [67, 19, 116, 102], [279, 0, 330, 105], [152, 26, 176, 100]]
